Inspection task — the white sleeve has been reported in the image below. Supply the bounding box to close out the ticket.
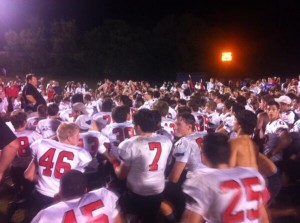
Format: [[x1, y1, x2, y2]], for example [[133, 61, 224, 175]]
[[172, 138, 190, 163], [77, 149, 93, 171], [118, 139, 133, 166], [98, 134, 110, 154], [183, 172, 212, 215]]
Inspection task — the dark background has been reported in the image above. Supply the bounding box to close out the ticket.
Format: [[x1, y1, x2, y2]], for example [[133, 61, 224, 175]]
[[1, 0, 300, 81]]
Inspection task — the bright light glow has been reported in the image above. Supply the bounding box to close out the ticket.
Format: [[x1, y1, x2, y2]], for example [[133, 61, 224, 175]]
[[221, 52, 232, 62]]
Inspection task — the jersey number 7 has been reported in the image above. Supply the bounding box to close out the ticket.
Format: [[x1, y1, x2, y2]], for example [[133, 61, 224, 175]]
[[148, 142, 162, 171]]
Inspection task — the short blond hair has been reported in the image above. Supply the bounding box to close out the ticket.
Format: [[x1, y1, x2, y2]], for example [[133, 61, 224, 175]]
[[57, 122, 79, 142]]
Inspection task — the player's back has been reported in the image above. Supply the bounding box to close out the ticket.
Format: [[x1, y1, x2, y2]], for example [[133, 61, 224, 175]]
[[92, 111, 112, 129], [32, 187, 119, 223], [119, 134, 172, 195], [102, 121, 135, 146], [161, 117, 176, 136], [183, 167, 268, 223], [59, 108, 74, 122], [31, 139, 92, 197], [13, 130, 42, 168], [192, 112, 208, 133], [36, 118, 61, 139], [229, 135, 258, 169], [79, 131, 110, 157]]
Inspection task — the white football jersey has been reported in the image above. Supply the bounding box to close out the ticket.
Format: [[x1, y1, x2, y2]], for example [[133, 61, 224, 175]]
[[12, 130, 42, 168], [264, 118, 289, 162], [59, 101, 71, 111], [59, 108, 74, 122], [290, 119, 300, 133], [79, 131, 110, 157], [118, 133, 172, 195], [36, 118, 62, 139], [27, 116, 46, 131], [192, 112, 208, 134], [101, 121, 135, 159], [183, 167, 268, 223], [32, 188, 119, 223], [85, 101, 97, 116], [92, 112, 112, 130], [167, 106, 177, 119], [173, 132, 207, 171], [281, 110, 295, 126], [207, 111, 221, 132], [31, 139, 92, 197], [161, 117, 176, 137]]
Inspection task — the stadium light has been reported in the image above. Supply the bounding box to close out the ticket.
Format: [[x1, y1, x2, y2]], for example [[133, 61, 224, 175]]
[[221, 52, 232, 62]]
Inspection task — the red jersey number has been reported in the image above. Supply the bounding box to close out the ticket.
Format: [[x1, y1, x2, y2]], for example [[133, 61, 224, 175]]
[[38, 148, 74, 179], [148, 142, 162, 171], [112, 127, 134, 146], [18, 136, 30, 157], [220, 177, 263, 223], [62, 199, 109, 223]]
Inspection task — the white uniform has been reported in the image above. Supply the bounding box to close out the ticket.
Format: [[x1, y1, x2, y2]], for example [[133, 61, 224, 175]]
[[92, 112, 112, 130], [264, 119, 289, 162], [167, 106, 177, 119], [32, 187, 119, 223], [207, 111, 221, 132], [290, 119, 300, 133], [118, 134, 172, 195], [12, 130, 42, 168], [281, 110, 295, 126], [36, 118, 62, 139], [183, 167, 269, 223], [192, 112, 208, 134], [59, 108, 74, 122], [31, 139, 92, 197], [85, 102, 97, 116], [27, 117, 46, 131], [102, 121, 135, 159], [161, 117, 176, 137], [138, 99, 156, 110], [79, 131, 110, 157], [173, 132, 207, 171]]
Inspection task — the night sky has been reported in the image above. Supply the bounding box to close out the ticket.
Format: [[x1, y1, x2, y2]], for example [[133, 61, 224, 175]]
[[1, 0, 300, 77]]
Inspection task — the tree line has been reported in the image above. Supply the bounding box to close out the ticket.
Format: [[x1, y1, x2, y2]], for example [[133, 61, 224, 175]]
[[1, 14, 233, 81]]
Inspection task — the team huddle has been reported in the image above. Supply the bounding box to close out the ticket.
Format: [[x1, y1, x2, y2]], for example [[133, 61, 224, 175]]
[[1, 74, 300, 222]]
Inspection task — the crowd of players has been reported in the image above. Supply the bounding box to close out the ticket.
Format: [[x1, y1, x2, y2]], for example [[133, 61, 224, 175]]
[[0, 73, 300, 222]]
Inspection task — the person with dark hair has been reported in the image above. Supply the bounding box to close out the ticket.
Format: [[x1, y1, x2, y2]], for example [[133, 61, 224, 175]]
[[152, 100, 175, 139], [181, 133, 269, 223], [92, 98, 114, 130], [229, 110, 259, 168], [264, 100, 291, 165], [31, 170, 122, 223], [216, 99, 236, 137], [36, 103, 61, 139], [71, 93, 84, 104], [102, 105, 135, 160], [161, 112, 206, 222], [26, 104, 47, 130], [5, 111, 42, 222], [205, 100, 221, 133], [188, 99, 208, 134], [115, 109, 172, 223], [22, 73, 46, 112], [139, 90, 155, 110]]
